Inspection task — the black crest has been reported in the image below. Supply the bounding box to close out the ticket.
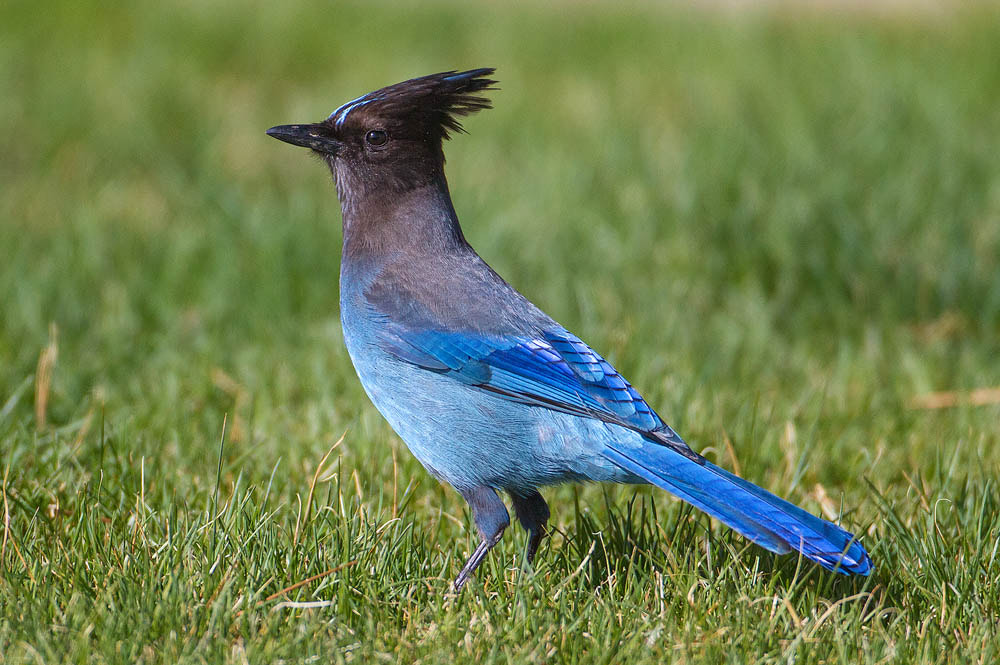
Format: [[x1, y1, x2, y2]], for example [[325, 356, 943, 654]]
[[326, 68, 497, 140]]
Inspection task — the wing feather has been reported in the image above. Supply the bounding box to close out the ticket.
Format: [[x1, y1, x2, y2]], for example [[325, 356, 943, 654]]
[[378, 324, 667, 434]]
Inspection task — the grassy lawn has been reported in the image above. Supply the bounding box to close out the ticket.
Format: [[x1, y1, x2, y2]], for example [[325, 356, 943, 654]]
[[3, 0, 1000, 662]]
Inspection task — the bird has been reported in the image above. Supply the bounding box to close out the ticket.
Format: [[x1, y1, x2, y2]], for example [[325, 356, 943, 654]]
[[266, 68, 873, 591]]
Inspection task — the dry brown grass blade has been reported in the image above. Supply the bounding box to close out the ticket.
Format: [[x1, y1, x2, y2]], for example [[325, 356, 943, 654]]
[[293, 431, 347, 547], [391, 445, 398, 520], [211, 368, 249, 443], [812, 482, 839, 520], [909, 387, 1000, 410], [722, 428, 742, 477], [262, 559, 358, 604], [34, 323, 58, 430], [1, 465, 9, 567], [1, 464, 36, 585]]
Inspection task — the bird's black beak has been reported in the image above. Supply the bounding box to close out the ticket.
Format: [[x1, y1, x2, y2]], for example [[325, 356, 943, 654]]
[[266, 123, 342, 155]]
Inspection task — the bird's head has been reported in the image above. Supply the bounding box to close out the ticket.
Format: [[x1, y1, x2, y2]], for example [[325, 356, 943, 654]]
[[267, 68, 496, 204]]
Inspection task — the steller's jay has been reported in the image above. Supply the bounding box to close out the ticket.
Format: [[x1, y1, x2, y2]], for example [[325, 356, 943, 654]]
[[267, 68, 872, 590]]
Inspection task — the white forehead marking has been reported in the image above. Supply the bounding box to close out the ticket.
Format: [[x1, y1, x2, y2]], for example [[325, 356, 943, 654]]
[[328, 93, 379, 127]]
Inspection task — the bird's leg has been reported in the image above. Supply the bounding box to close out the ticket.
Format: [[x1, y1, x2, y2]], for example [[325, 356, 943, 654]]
[[510, 489, 550, 565], [453, 486, 509, 592]]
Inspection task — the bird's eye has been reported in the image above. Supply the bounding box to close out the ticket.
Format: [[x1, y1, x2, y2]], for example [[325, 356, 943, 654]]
[[365, 129, 388, 147]]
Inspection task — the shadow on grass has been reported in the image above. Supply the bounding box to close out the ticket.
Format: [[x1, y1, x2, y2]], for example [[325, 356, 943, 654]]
[[543, 486, 877, 601]]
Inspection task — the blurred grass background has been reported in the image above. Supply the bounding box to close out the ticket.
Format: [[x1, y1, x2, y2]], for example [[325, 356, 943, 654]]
[[2, 0, 1000, 663]]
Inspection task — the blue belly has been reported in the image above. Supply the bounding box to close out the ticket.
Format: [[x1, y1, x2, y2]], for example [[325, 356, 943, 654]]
[[339, 291, 641, 492]]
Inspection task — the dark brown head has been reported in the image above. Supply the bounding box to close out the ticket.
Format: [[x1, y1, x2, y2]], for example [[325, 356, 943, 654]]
[[267, 69, 496, 206]]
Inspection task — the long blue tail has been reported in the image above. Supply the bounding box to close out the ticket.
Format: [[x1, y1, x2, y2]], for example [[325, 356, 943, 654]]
[[602, 440, 872, 576]]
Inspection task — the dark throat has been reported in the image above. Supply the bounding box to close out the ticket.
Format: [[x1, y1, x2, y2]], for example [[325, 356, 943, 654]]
[[337, 165, 469, 261]]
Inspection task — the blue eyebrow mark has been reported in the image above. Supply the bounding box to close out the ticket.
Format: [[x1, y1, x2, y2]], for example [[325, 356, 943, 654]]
[[328, 93, 380, 127]]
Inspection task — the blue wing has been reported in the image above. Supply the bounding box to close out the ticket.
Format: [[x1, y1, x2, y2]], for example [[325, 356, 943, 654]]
[[376, 321, 873, 576], [377, 324, 666, 434]]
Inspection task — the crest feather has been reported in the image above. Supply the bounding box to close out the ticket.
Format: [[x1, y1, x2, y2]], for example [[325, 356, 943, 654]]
[[327, 68, 497, 139]]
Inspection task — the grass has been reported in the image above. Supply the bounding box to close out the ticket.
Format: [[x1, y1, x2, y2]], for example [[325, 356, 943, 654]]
[[2, 0, 1000, 662]]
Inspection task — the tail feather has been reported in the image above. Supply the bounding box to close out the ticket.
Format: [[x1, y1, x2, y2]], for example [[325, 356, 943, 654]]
[[602, 441, 872, 576]]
